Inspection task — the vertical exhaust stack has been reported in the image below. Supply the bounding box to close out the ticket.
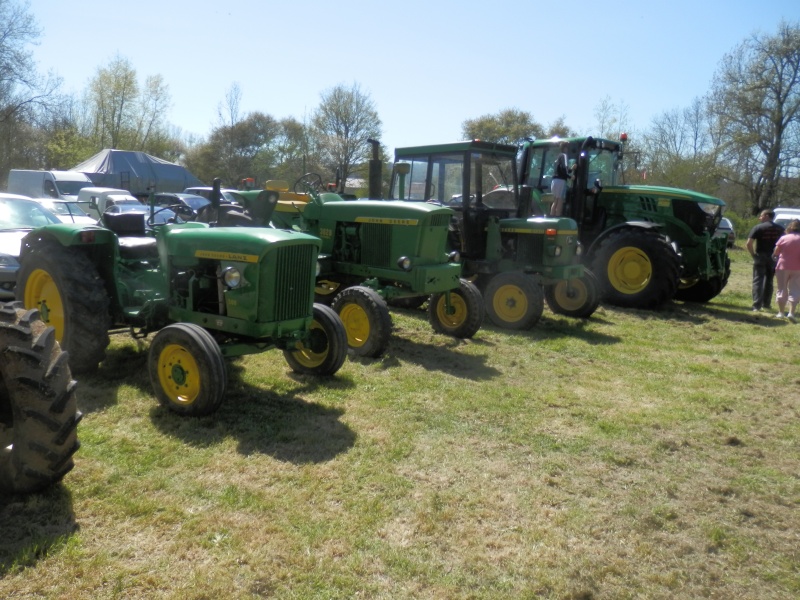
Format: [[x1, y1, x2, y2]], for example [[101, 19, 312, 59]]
[[367, 139, 382, 199]]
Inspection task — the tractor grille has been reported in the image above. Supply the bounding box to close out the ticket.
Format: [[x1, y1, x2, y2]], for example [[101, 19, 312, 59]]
[[515, 233, 545, 265], [639, 196, 659, 213], [271, 244, 314, 321], [361, 223, 391, 266], [430, 214, 451, 228]]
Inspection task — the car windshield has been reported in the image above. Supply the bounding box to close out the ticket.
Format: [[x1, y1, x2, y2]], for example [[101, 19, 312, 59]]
[[184, 196, 211, 211], [57, 181, 93, 195], [0, 198, 61, 229], [40, 201, 89, 216]]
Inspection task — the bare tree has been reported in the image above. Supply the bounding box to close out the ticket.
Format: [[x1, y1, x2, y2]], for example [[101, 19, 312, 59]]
[[709, 21, 800, 213], [217, 82, 242, 128], [312, 82, 381, 183], [593, 96, 631, 139]]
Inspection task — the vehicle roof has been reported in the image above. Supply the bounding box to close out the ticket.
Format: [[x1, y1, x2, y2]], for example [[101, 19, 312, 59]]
[[394, 140, 519, 158]]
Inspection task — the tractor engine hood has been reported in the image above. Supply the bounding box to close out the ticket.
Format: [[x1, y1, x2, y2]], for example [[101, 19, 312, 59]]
[[316, 199, 453, 224]]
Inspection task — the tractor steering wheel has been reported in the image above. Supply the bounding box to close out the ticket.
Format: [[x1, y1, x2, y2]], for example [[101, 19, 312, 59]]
[[146, 204, 192, 227], [293, 172, 324, 194]]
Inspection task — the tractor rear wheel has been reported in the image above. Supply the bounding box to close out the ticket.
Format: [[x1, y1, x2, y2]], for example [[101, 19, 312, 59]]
[[284, 304, 347, 375], [16, 242, 110, 374], [332, 286, 392, 358], [484, 272, 544, 330], [148, 323, 227, 417], [0, 303, 81, 494], [429, 279, 484, 338], [590, 229, 680, 309], [544, 271, 600, 318]]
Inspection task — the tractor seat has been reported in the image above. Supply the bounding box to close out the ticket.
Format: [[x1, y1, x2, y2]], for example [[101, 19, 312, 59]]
[[102, 212, 159, 260]]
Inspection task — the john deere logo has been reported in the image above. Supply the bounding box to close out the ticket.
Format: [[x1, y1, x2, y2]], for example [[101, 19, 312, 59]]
[[195, 250, 258, 263], [355, 217, 419, 226]]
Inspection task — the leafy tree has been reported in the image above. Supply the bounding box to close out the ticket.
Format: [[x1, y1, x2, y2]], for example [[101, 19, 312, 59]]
[[83, 55, 176, 156], [709, 21, 800, 214], [461, 108, 545, 143], [312, 83, 382, 184]]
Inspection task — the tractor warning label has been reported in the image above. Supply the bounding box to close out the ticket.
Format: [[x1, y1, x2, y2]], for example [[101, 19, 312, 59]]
[[195, 250, 259, 263]]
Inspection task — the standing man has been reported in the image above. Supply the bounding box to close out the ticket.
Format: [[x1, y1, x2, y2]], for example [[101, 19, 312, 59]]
[[550, 142, 571, 216], [746, 209, 785, 312]]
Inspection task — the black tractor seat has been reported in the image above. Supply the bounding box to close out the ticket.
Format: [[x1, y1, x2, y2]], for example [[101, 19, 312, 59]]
[[102, 212, 159, 260]]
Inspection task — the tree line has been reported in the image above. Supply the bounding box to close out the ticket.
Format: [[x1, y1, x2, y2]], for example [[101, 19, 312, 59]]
[[1, 0, 797, 216]]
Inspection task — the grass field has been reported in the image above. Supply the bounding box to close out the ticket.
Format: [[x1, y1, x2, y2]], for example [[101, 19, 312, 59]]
[[1, 246, 798, 599]]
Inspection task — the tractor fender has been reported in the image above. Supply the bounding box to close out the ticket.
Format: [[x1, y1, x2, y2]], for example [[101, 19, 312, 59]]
[[584, 221, 666, 259], [20, 224, 116, 260]]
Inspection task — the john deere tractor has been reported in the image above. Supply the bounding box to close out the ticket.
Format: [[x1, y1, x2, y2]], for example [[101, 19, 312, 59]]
[[518, 136, 730, 308], [201, 172, 484, 359], [16, 196, 347, 417], [390, 140, 599, 329], [1, 302, 80, 494]]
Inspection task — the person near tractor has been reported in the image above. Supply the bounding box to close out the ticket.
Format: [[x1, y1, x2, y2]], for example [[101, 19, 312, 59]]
[[772, 219, 800, 321], [746, 209, 784, 312], [550, 142, 572, 216]]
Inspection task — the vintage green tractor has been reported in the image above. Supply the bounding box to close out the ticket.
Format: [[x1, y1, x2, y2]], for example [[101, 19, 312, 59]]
[[16, 200, 347, 417], [200, 175, 484, 359], [390, 140, 599, 329], [0, 302, 80, 494], [518, 135, 730, 307]]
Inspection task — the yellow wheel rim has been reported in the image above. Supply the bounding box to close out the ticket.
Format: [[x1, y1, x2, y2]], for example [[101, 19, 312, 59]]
[[24, 268, 66, 342], [315, 280, 341, 298], [491, 284, 528, 322], [291, 320, 329, 368], [435, 293, 468, 328], [157, 344, 201, 407], [338, 303, 370, 348], [551, 279, 589, 312], [607, 247, 652, 294]]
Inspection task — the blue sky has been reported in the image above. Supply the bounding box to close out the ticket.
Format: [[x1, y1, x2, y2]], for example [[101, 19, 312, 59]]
[[30, 0, 796, 153]]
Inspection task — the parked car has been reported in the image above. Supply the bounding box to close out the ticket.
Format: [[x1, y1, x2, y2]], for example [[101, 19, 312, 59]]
[[154, 192, 211, 214], [0, 193, 61, 299], [715, 217, 736, 248], [102, 202, 179, 226], [182, 186, 246, 205], [33, 198, 96, 224], [774, 207, 800, 229]]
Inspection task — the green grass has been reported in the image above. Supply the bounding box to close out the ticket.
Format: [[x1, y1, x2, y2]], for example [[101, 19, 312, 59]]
[[2, 246, 799, 599]]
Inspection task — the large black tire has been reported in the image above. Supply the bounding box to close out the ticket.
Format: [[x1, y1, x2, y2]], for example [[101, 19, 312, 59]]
[[674, 277, 723, 303], [284, 304, 347, 376], [16, 241, 110, 374], [148, 323, 227, 417], [544, 270, 600, 318], [483, 272, 544, 330], [428, 279, 484, 338], [0, 303, 81, 494], [590, 229, 680, 309], [332, 286, 392, 358]]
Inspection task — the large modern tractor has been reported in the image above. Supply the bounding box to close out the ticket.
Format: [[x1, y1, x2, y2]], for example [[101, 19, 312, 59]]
[[0, 302, 80, 494], [200, 173, 484, 359], [518, 136, 730, 308], [390, 140, 599, 329], [16, 196, 348, 417]]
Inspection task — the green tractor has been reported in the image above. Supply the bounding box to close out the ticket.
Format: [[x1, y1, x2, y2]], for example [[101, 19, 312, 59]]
[[0, 302, 80, 494], [202, 169, 484, 359], [518, 136, 730, 307], [390, 140, 599, 329], [16, 198, 348, 417]]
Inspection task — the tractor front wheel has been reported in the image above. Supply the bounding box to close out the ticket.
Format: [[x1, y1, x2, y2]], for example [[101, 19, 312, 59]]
[[544, 271, 600, 318], [483, 272, 544, 330], [332, 286, 392, 358], [0, 303, 81, 494], [590, 229, 680, 309], [148, 323, 227, 417], [429, 279, 484, 338], [284, 304, 348, 375]]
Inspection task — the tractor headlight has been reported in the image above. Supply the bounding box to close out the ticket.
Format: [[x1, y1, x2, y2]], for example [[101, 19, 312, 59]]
[[553, 246, 562, 257], [575, 242, 583, 256], [222, 267, 242, 288], [448, 250, 461, 264], [397, 256, 412, 271], [316, 260, 322, 277]]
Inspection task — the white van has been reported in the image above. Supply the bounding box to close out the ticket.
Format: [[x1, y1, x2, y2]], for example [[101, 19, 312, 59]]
[[7, 170, 94, 200], [76, 187, 140, 219], [774, 207, 800, 229]]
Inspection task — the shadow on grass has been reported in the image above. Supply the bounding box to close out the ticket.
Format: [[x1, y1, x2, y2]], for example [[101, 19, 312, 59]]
[[0, 484, 77, 576], [618, 299, 793, 328], [372, 334, 503, 379], [79, 342, 357, 464]]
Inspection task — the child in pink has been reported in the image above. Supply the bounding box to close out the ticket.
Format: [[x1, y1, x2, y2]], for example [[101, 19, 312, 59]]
[[772, 219, 800, 320]]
